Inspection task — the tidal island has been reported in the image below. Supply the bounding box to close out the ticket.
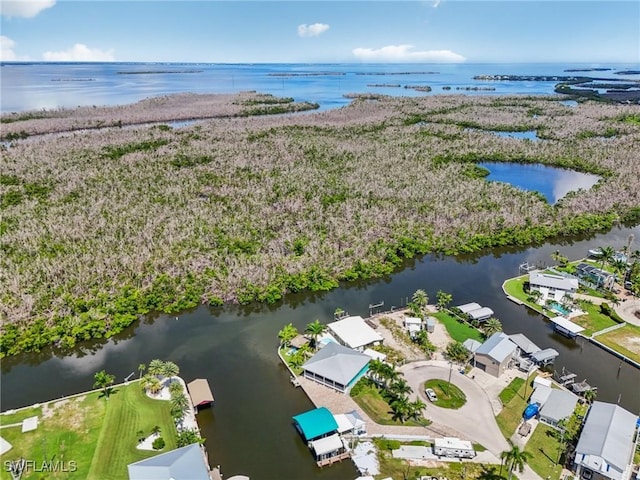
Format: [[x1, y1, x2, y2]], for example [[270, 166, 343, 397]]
[[1, 93, 639, 357]]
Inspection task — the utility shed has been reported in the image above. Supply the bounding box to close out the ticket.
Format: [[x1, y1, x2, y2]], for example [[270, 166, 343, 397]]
[[187, 379, 214, 411]]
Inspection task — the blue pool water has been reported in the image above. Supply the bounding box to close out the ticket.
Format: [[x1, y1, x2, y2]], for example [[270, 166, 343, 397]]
[[550, 302, 571, 315]]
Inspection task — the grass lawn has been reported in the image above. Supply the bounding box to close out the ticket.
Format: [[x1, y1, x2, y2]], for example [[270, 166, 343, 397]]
[[350, 381, 429, 427], [0, 382, 178, 480], [524, 424, 564, 480], [499, 377, 525, 405], [572, 302, 619, 336], [424, 379, 467, 409], [496, 374, 536, 440], [432, 311, 483, 343], [597, 324, 640, 364], [502, 277, 545, 314]]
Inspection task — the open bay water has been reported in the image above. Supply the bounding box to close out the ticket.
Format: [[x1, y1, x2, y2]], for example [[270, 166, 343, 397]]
[[2, 62, 639, 113], [1, 62, 640, 479]]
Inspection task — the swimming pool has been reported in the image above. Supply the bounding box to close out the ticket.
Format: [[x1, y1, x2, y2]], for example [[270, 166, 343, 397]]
[[550, 302, 570, 316]]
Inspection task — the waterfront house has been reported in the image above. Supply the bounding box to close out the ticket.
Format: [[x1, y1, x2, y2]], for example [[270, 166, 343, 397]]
[[293, 408, 349, 466], [433, 437, 476, 459], [327, 316, 383, 352], [301, 342, 370, 393], [529, 272, 578, 302], [474, 332, 517, 377], [457, 302, 482, 314], [127, 443, 211, 480], [574, 401, 639, 480], [538, 389, 579, 429], [575, 263, 616, 290]]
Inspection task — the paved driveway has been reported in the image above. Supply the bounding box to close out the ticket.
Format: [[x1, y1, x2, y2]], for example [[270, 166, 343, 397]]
[[400, 361, 510, 456]]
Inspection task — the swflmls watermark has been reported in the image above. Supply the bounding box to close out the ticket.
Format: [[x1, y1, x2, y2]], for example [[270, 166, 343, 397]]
[[4, 458, 78, 480]]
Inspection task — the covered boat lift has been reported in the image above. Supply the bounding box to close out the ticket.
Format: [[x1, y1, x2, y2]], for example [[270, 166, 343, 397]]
[[531, 348, 560, 366], [549, 316, 585, 338], [187, 379, 214, 412]]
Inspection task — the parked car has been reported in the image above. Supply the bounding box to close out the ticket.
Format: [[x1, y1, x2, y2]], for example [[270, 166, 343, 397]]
[[425, 388, 438, 402]]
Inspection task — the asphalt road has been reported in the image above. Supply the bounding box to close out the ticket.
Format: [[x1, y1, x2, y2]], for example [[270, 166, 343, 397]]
[[400, 361, 510, 456]]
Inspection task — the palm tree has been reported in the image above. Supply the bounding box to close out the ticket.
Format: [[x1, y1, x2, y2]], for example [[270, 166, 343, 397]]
[[390, 378, 412, 398], [368, 359, 386, 384], [409, 399, 426, 420], [169, 381, 183, 395], [483, 317, 503, 337], [501, 444, 533, 480], [583, 388, 597, 404], [138, 363, 146, 379], [93, 370, 115, 400], [411, 289, 429, 317], [305, 319, 327, 350], [390, 396, 411, 423], [436, 290, 453, 311], [148, 359, 165, 377], [141, 374, 162, 394], [599, 245, 616, 271], [170, 392, 190, 417], [277, 323, 298, 347], [151, 425, 161, 436], [162, 361, 179, 378]]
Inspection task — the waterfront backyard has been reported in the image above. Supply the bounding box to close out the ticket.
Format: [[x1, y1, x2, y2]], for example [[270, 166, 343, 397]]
[[0, 382, 177, 480]]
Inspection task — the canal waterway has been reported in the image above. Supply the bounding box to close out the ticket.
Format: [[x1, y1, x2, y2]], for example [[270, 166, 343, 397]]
[[478, 162, 601, 204], [1, 224, 639, 479]]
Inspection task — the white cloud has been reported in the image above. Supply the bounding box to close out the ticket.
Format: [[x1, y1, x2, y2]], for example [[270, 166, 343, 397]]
[[1, 35, 19, 60], [352, 44, 465, 63], [1, 0, 56, 18], [42, 43, 115, 61], [297, 23, 330, 38]]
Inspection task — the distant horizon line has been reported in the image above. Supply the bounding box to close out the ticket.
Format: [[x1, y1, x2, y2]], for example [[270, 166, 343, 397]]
[[2, 61, 638, 65]]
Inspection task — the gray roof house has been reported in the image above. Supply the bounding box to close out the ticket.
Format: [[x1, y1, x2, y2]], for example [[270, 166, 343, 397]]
[[529, 272, 578, 302], [538, 389, 579, 428], [302, 342, 370, 393], [473, 333, 517, 377], [128, 444, 211, 480], [508, 334, 541, 356], [574, 402, 639, 480]]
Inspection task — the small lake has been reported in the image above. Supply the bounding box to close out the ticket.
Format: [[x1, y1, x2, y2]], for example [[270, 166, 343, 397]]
[[478, 162, 600, 204]]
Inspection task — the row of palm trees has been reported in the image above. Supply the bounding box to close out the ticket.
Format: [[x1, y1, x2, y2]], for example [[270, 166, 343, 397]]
[[140, 359, 180, 395], [368, 359, 426, 423]]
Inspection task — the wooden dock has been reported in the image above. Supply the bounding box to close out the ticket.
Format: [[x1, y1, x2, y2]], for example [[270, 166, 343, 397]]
[[317, 451, 350, 468]]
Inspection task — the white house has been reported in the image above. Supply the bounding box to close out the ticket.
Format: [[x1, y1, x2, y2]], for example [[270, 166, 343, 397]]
[[529, 272, 578, 302], [302, 342, 371, 393], [327, 316, 383, 351], [574, 402, 638, 480]]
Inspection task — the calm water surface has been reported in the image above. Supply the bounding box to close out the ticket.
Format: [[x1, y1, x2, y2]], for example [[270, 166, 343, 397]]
[[479, 162, 601, 204], [2, 225, 639, 480]]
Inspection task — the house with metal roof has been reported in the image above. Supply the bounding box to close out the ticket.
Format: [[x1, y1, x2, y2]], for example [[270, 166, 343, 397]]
[[529, 272, 578, 302], [574, 402, 639, 480], [462, 338, 482, 354], [327, 316, 383, 351], [467, 307, 495, 322], [508, 334, 541, 356], [538, 389, 579, 429], [127, 444, 211, 480], [302, 342, 371, 393], [293, 407, 339, 441], [474, 332, 517, 377], [457, 302, 482, 314]]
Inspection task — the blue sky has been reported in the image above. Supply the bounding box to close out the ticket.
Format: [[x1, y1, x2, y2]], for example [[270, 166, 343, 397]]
[[1, 1, 639, 63]]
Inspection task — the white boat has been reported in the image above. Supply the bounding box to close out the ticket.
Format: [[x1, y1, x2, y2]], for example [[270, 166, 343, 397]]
[[588, 248, 603, 257]]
